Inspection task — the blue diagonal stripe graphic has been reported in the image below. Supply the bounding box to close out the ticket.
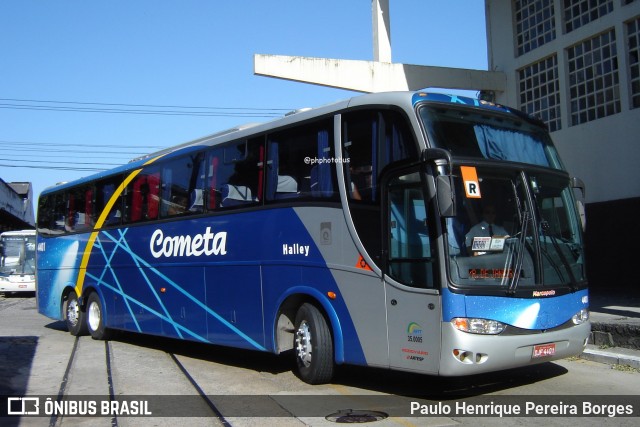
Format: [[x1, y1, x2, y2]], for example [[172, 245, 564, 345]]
[[99, 229, 265, 350]]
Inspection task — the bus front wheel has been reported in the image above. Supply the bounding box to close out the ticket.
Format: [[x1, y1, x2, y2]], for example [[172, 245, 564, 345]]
[[64, 290, 87, 336], [86, 292, 111, 340], [293, 303, 334, 384]]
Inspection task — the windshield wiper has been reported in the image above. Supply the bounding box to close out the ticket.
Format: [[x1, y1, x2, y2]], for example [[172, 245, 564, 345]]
[[505, 179, 529, 295], [507, 210, 530, 295]]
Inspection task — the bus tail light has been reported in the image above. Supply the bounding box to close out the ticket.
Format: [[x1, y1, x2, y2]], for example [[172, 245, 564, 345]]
[[451, 317, 505, 335]]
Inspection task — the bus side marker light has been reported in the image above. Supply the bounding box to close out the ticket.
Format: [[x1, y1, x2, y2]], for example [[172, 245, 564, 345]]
[[160, 287, 166, 293], [571, 309, 589, 325], [327, 291, 337, 300]]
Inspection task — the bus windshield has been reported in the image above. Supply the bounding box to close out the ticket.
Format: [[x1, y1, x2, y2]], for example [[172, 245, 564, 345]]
[[444, 165, 585, 292], [419, 104, 565, 169], [0, 232, 36, 276]]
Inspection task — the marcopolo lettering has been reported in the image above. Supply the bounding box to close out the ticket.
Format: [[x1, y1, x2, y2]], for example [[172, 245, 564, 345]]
[[150, 227, 227, 258]]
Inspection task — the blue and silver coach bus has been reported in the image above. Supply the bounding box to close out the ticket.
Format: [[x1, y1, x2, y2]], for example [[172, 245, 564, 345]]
[[36, 92, 589, 384]]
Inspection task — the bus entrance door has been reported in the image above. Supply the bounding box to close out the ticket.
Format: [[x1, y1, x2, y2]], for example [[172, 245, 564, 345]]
[[384, 168, 441, 374], [384, 283, 440, 374]]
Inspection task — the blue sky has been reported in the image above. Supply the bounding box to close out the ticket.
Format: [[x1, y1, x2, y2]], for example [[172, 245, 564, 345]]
[[0, 1, 488, 200]]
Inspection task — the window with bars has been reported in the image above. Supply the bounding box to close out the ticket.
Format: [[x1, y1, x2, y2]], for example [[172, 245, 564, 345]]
[[515, 0, 556, 56], [563, 0, 614, 33], [518, 55, 562, 132], [628, 17, 640, 109], [567, 29, 621, 125]]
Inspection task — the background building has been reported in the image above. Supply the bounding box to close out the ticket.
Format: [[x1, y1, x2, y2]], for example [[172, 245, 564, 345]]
[[0, 179, 35, 232], [485, 0, 640, 291]]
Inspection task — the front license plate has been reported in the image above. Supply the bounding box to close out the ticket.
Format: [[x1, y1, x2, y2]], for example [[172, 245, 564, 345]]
[[532, 343, 556, 358]]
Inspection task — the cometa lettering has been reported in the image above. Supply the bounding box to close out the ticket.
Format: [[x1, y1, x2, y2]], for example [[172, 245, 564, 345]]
[[150, 227, 227, 258]]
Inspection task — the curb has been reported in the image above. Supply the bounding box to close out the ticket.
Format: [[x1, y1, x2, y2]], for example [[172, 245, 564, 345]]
[[580, 345, 640, 369], [590, 322, 640, 350]]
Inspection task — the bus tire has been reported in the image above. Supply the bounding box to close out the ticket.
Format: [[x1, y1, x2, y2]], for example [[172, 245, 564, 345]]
[[64, 290, 87, 336], [86, 292, 110, 340], [293, 303, 334, 384]]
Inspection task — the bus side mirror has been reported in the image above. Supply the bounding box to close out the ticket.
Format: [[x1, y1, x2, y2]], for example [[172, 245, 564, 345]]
[[571, 177, 586, 231], [436, 175, 456, 218], [422, 148, 457, 218]]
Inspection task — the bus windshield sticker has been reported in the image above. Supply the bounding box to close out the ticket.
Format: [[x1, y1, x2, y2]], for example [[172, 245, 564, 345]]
[[471, 236, 506, 252], [489, 237, 506, 250], [460, 166, 482, 199]]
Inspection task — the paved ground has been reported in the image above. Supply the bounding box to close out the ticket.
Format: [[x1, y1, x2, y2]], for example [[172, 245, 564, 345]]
[[1, 290, 639, 426]]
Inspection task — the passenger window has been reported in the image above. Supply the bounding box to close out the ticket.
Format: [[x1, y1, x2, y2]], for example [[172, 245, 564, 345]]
[[266, 119, 338, 202], [36, 193, 64, 236], [160, 153, 205, 218], [342, 109, 419, 268], [343, 111, 375, 202], [342, 109, 418, 203], [207, 138, 263, 210], [124, 153, 205, 222], [126, 171, 160, 222], [66, 186, 94, 232], [36, 196, 51, 235], [95, 176, 123, 227]]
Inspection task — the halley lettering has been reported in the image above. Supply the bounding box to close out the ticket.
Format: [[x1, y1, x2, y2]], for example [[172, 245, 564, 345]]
[[150, 227, 227, 258], [282, 243, 310, 257]]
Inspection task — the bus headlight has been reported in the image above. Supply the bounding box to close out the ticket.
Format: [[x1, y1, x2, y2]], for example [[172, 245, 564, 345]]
[[451, 317, 505, 335], [0, 276, 8, 282], [571, 309, 589, 325]]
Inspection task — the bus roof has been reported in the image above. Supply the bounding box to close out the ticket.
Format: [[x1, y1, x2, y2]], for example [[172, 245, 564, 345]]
[[41, 91, 540, 196]]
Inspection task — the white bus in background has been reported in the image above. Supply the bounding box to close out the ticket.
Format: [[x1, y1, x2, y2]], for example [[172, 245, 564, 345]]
[[0, 229, 36, 294]]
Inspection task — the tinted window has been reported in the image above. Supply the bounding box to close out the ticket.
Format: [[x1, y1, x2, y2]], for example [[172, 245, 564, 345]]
[[266, 119, 338, 202], [206, 138, 263, 210], [342, 109, 418, 267]]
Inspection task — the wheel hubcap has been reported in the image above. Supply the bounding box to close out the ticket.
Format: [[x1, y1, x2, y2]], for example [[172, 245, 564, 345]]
[[88, 301, 101, 332], [67, 299, 80, 326], [295, 320, 312, 367]]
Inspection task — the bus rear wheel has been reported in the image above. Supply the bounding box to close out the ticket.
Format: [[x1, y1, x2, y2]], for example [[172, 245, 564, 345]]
[[64, 290, 87, 336], [86, 292, 111, 340], [293, 303, 334, 384]]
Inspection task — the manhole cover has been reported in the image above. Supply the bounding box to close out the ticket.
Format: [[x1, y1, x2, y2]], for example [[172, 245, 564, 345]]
[[325, 409, 388, 423]]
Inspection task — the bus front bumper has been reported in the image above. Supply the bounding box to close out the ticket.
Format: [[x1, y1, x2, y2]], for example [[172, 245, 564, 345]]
[[438, 321, 591, 376], [0, 276, 36, 293]]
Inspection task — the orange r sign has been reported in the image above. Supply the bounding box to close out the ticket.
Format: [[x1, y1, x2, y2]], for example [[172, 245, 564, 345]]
[[461, 166, 482, 198]]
